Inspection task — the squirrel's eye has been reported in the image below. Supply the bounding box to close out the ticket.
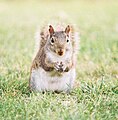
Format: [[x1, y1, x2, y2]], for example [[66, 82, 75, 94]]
[[67, 39, 69, 42], [51, 38, 54, 43]]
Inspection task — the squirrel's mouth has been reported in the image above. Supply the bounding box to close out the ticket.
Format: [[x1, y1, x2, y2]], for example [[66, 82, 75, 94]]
[[57, 50, 64, 56], [58, 51, 63, 56]]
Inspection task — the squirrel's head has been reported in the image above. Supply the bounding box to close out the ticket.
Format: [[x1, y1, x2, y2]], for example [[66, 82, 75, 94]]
[[46, 25, 72, 56]]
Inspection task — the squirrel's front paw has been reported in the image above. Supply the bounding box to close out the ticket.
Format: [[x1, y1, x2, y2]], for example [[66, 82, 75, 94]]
[[54, 62, 66, 72]]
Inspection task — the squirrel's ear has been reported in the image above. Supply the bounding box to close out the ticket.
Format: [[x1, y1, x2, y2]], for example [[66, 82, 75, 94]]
[[65, 25, 70, 34], [49, 25, 54, 34]]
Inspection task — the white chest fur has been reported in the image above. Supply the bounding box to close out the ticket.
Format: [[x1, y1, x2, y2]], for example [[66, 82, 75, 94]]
[[30, 67, 76, 92]]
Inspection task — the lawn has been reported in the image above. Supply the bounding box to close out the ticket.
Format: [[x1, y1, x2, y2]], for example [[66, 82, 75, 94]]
[[0, 0, 118, 120]]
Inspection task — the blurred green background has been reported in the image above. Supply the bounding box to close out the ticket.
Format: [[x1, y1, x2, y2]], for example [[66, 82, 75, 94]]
[[0, 0, 118, 120]]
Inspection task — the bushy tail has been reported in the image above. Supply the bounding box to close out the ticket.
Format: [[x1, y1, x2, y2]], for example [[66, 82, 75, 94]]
[[33, 28, 41, 59]]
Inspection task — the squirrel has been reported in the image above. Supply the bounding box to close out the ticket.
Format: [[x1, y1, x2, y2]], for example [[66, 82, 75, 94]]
[[29, 21, 79, 93]]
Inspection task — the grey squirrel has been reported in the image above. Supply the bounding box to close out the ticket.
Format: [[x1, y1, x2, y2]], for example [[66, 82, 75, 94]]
[[29, 22, 79, 93]]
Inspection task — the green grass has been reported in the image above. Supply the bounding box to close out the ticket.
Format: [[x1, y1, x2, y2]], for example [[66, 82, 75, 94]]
[[0, 0, 118, 120]]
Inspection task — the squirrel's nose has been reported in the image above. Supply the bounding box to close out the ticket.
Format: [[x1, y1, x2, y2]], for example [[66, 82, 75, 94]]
[[58, 49, 64, 56]]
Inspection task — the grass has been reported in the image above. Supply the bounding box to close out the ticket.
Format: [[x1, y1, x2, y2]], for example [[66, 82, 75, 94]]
[[0, 0, 118, 120]]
